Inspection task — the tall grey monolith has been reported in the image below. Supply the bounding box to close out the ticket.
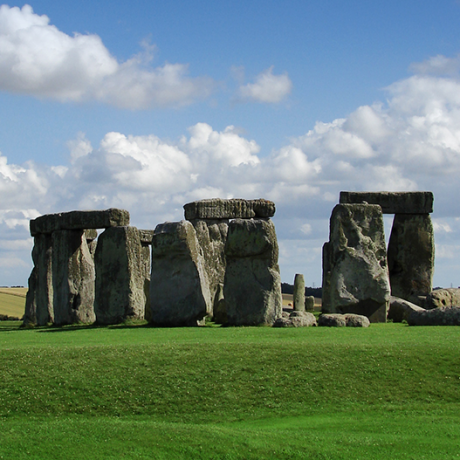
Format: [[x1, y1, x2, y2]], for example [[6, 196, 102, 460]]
[[387, 214, 434, 305], [23, 233, 54, 326], [94, 226, 146, 324], [223, 219, 282, 325], [323, 203, 390, 322], [293, 274, 305, 312], [189, 219, 229, 317], [52, 229, 96, 325], [150, 220, 211, 326]]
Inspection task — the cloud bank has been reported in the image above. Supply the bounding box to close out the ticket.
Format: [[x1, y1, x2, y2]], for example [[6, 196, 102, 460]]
[[0, 4, 215, 108], [2, 52, 460, 286]]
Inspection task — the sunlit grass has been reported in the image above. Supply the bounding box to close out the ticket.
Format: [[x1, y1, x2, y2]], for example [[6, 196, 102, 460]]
[[1, 323, 459, 459]]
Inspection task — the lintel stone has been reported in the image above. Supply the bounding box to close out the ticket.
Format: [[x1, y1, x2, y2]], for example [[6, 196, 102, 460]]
[[184, 198, 275, 220], [30, 208, 130, 236], [339, 191, 433, 214]]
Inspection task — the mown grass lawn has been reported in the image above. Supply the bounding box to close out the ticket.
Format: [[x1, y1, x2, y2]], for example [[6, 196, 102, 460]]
[[0, 322, 459, 459]]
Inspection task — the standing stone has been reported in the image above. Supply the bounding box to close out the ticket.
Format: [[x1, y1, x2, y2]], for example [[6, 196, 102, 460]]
[[150, 221, 211, 326], [293, 274, 305, 312], [321, 242, 332, 312], [23, 234, 54, 326], [94, 226, 146, 324], [189, 219, 229, 318], [223, 219, 282, 326], [305, 296, 315, 312], [141, 243, 152, 322], [323, 204, 390, 322], [52, 230, 96, 325], [387, 214, 434, 306]]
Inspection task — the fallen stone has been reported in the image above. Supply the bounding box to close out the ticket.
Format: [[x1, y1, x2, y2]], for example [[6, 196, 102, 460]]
[[30, 208, 130, 236], [94, 226, 146, 324], [388, 214, 434, 305], [223, 218, 282, 326], [150, 221, 212, 326], [318, 313, 370, 327], [293, 274, 305, 312], [408, 306, 460, 326], [388, 296, 426, 323], [273, 311, 317, 327], [318, 313, 347, 327], [424, 288, 460, 309], [52, 229, 96, 325], [184, 198, 275, 220], [322, 203, 390, 322], [339, 191, 434, 214]]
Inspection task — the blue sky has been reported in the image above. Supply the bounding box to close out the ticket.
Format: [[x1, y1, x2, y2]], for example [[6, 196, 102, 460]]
[[1, 1, 460, 288]]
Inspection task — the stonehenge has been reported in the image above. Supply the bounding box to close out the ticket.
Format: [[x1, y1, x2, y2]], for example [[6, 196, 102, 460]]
[[24, 199, 282, 327], [24, 191, 439, 327], [322, 191, 435, 322]]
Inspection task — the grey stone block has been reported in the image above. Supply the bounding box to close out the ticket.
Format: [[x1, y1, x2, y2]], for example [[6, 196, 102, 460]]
[[30, 208, 130, 236], [339, 191, 434, 214], [184, 198, 275, 220]]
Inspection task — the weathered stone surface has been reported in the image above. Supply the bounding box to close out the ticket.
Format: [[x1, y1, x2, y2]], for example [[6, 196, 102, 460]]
[[139, 229, 155, 245], [322, 204, 390, 322], [305, 296, 315, 312], [223, 219, 282, 326], [94, 226, 146, 324], [340, 191, 434, 214], [23, 234, 54, 326], [273, 311, 317, 327], [150, 221, 211, 326], [184, 198, 275, 220], [189, 219, 228, 319], [408, 306, 460, 326], [52, 230, 95, 325], [388, 296, 425, 323], [424, 288, 460, 309], [388, 214, 434, 305], [318, 313, 347, 327], [318, 313, 370, 327], [293, 274, 305, 312], [141, 244, 151, 322], [344, 314, 371, 327], [30, 208, 130, 236]]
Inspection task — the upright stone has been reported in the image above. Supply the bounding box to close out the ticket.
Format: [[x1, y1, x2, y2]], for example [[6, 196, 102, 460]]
[[52, 230, 95, 325], [223, 219, 282, 326], [150, 221, 211, 326], [323, 204, 390, 322], [387, 214, 434, 305], [293, 274, 305, 312], [189, 219, 229, 318], [23, 234, 54, 326], [94, 226, 146, 324]]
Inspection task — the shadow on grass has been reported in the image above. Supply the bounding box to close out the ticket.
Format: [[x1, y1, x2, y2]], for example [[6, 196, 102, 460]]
[[0, 321, 153, 333]]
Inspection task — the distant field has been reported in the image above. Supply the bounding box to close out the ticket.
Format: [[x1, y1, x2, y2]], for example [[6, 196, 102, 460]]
[[282, 293, 322, 309], [0, 287, 26, 318]]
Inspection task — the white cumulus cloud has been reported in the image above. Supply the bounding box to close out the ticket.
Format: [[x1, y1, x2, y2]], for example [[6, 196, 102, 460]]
[[0, 4, 215, 108]]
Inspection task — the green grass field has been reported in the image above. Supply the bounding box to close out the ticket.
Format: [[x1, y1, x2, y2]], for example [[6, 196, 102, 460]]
[[0, 288, 26, 318], [0, 322, 459, 459]]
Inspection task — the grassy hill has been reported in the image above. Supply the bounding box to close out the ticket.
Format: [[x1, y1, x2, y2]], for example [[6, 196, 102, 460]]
[[0, 322, 459, 459], [0, 287, 26, 318]]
